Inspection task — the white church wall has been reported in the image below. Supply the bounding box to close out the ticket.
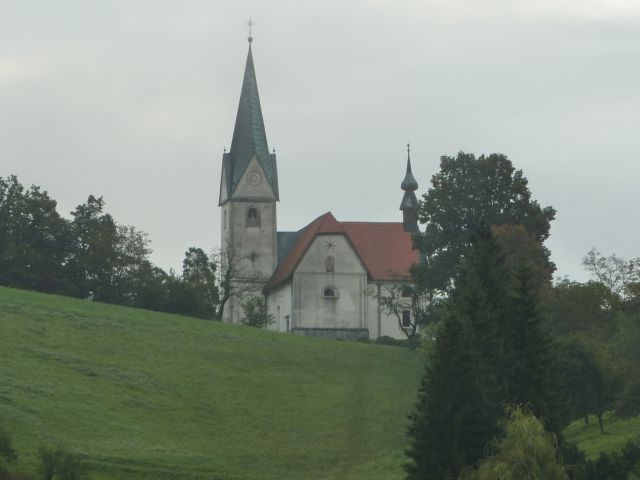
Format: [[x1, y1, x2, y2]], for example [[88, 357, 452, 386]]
[[267, 283, 292, 332], [365, 284, 380, 339], [225, 200, 277, 284], [379, 305, 410, 339], [291, 234, 367, 330], [366, 281, 415, 340]]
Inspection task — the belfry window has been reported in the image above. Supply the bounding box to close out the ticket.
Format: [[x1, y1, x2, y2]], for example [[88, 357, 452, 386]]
[[246, 207, 260, 227]]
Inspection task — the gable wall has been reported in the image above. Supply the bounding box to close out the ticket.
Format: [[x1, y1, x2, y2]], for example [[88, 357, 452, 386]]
[[291, 234, 367, 330], [231, 155, 277, 200]]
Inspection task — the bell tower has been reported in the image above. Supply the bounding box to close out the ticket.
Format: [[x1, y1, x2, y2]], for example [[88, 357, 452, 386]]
[[400, 144, 419, 233], [219, 35, 278, 323]]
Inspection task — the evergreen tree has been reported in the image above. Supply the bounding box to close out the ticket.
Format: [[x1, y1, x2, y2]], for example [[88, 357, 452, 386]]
[[407, 231, 572, 479], [503, 265, 566, 434], [405, 315, 500, 480], [449, 231, 509, 384]]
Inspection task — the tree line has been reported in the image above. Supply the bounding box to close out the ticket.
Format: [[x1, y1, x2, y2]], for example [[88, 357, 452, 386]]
[[403, 152, 640, 480], [0, 175, 265, 323]]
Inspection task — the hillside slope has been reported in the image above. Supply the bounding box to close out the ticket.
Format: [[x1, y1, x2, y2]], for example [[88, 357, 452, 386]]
[[0, 287, 421, 480]]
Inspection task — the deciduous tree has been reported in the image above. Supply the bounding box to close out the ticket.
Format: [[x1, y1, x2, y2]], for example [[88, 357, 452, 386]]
[[582, 248, 640, 310], [414, 152, 555, 293], [462, 408, 567, 480]]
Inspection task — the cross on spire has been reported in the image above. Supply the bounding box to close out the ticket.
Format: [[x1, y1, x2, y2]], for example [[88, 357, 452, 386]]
[[407, 143, 411, 154], [247, 17, 254, 43]]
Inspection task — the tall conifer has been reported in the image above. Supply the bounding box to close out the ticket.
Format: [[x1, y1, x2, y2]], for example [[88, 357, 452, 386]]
[[504, 264, 566, 433], [406, 230, 566, 479], [405, 315, 499, 480]]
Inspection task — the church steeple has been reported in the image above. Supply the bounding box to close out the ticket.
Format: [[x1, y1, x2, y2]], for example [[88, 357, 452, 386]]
[[218, 33, 279, 324], [220, 37, 278, 204], [400, 144, 419, 233]]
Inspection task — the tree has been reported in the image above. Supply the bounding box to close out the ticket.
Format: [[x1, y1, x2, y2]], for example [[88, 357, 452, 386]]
[[241, 296, 274, 328], [65, 195, 119, 301], [447, 230, 510, 391], [492, 224, 554, 298], [0, 176, 70, 293], [66, 196, 154, 306], [582, 248, 640, 310], [462, 407, 567, 480], [557, 340, 614, 434], [376, 280, 429, 345], [610, 311, 640, 417], [547, 280, 612, 337], [405, 314, 501, 480], [407, 230, 569, 479], [38, 445, 89, 480], [179, 247, 219, 319], [0, 426, 17, 476], [503, 265, 566, 434], [211, 243, 265, 322], [414, 152, 555, 293]]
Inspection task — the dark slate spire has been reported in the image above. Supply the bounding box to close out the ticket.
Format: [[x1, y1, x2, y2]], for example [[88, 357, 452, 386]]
[[400, 144, 419, 233], [222, 38, 278, 200]]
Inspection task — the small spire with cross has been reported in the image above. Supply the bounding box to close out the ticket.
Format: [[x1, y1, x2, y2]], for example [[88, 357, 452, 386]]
[[407, 143, 411, 155], [247, 17, 254, 43]]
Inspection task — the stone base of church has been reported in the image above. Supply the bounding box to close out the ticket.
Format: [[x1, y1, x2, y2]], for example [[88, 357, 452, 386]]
[[291, 327, 369, 342]]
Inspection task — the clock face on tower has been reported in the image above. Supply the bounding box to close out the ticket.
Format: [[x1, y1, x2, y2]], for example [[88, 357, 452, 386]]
[[246, 171, 262, 186]]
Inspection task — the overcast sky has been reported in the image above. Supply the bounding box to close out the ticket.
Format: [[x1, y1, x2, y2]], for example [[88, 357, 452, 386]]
[[1, 0, 638, 280]]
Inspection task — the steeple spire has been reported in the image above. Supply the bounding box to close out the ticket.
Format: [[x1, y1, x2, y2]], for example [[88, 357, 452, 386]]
[[400, 144, 419, 233], [221, 35, 278, 200]]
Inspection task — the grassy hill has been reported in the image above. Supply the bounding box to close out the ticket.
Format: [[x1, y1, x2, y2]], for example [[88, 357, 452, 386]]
[[565, 413, 640, 459], [0, 287, 422, 480]]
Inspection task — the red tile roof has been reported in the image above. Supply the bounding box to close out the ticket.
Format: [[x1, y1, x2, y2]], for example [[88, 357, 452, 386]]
[[264, 212, 419, 292], [341, 222, 420, 281], [264, 212, 339, 292]]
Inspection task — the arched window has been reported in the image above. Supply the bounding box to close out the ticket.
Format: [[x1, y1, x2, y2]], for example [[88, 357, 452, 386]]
[[246, 207, 260, 227], [325, 255, 335, 272], [323, 287, 338, 299], [223, 210, 227, 230]]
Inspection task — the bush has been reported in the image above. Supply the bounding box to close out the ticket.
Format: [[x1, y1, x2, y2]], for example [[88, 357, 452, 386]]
[[240, 296, 273, 328], [38, 445, 88, 480], [0, 427, 17, 476], [374, 336, 412, 347], [564, 437, 640, 480]]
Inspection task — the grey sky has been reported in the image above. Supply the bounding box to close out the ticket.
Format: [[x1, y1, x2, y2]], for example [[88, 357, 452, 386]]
[[1, 0, 639, 281]]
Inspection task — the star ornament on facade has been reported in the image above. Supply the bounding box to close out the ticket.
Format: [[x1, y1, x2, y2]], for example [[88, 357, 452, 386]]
[[324, 240, 336, 251]]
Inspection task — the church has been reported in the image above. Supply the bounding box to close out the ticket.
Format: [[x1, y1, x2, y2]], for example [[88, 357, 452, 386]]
[[219, 37, 421, 340]]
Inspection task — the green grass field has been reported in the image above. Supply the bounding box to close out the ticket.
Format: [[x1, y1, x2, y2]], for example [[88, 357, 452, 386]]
[[3, 286, 638, 479], [0, 287, 422, 480], [565, 413, 640, 459]]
